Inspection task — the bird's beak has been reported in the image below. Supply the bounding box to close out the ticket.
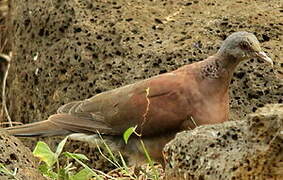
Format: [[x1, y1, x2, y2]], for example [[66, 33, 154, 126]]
[[255, 51, 273, 67]]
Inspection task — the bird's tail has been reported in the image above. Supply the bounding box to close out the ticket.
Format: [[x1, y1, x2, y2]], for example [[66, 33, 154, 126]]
[[6, 120, 70, 137]]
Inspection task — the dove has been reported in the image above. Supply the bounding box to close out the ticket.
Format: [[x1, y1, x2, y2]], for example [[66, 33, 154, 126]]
[[6, 32, 273, 165]]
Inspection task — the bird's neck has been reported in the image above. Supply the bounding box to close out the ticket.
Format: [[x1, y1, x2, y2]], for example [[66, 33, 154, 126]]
[[197, 54, 240, 93], [216, 52, 241, 72], [199, 54, 239, 80]]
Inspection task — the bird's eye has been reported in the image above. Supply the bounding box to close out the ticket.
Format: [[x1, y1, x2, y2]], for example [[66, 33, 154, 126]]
[[240, 41, 250, 50]]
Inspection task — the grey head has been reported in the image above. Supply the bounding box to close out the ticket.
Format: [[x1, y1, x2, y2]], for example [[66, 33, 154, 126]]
[[217, 31, 273, 66]]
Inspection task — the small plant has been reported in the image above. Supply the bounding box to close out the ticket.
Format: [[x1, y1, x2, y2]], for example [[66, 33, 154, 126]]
[[33, 137, 110, 180], [32, 129, 161, 180], [95, 131, 137, 179], [123, 126, 160, 180]]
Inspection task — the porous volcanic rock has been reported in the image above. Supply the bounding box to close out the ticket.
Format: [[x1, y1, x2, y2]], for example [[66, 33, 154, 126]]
[[0, 129, 46, 180], [7, 0, 283, 125], [164, 104, 283, 180], [3, 0, 283, 172]]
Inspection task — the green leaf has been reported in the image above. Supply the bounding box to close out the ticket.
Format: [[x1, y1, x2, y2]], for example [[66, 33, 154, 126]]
[[70, 168, 93, 180], [55, 137, 68, 158], [38, 164, 57, 179], [33, 141, 57, 167], [123, 126, 137, 144], [140, 140, 159, 180], [58, 168, 70, 180], [63, 152, 89, 161]]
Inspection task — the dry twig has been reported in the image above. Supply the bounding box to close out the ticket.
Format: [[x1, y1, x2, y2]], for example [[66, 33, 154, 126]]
[[0, 52, 12, 126]]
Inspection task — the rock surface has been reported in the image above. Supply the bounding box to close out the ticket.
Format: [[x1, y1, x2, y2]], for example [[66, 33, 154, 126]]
[[0, 129, 46, 180], [3, 0, 283, 173], [7, 0, 283, 126], [164, 104, 283, 180]]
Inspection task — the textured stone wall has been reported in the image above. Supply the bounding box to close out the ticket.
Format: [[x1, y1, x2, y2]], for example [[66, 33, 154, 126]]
[[6, 0, 282, 125], [0, 129, 46, 180], [164, 104, 283, 180]]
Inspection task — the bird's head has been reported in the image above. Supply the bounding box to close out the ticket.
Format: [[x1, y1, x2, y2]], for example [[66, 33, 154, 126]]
[[218, 31, 273, 66]]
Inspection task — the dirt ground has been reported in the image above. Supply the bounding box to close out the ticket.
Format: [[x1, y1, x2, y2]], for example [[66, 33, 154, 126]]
[[0, 0, 282, 177]]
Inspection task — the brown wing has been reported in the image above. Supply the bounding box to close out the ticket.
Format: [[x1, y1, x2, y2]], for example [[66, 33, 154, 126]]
[[48, 72, 190, 136]]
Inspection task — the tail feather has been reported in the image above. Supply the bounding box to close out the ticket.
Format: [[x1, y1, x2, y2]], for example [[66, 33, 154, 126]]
[[6, 113, 114, 137], [6, 120, 71, 137]]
